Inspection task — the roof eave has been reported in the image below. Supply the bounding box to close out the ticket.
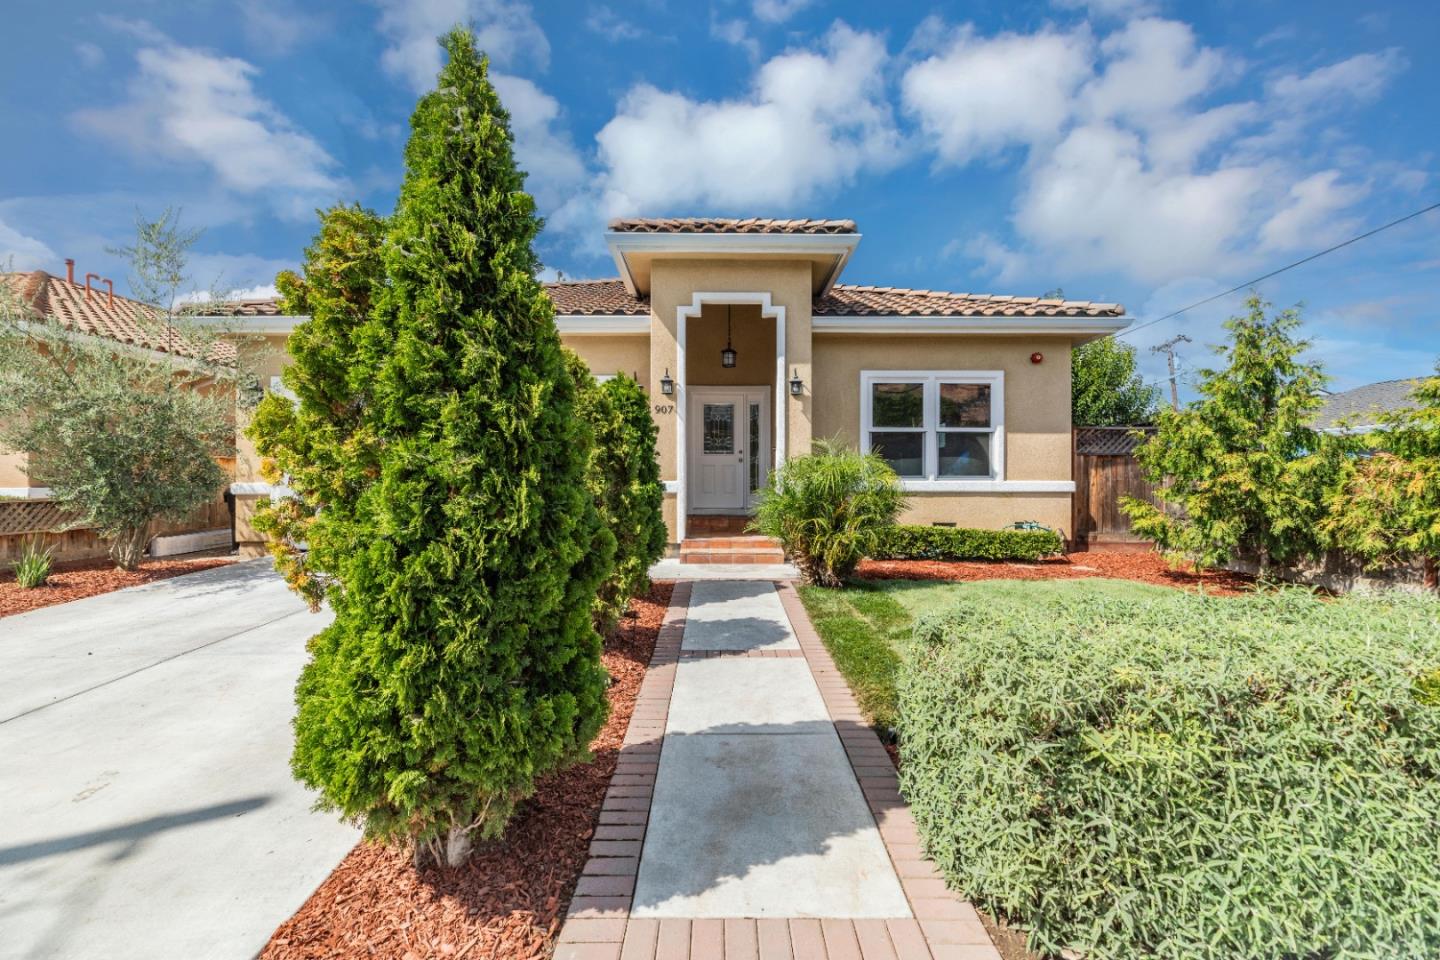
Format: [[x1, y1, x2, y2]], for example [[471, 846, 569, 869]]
[[604, 230, 862, 297], [810, 315, 1130, 341]]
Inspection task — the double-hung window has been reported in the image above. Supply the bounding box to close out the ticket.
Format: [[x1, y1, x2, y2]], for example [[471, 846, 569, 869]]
[[861, 371, 1004, 482]]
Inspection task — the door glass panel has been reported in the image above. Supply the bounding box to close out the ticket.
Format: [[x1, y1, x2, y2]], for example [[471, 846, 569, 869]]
[[748, 402, 761, 492], [871, 382, 924, 427], [939, 383, 990, 428], [871, 432, 924, 478], [938, 432, 992, 477], [703, 403, 735, 454]]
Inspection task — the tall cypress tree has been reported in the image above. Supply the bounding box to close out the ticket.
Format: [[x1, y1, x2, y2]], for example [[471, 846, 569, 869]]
[[275, 29, 614, 867]]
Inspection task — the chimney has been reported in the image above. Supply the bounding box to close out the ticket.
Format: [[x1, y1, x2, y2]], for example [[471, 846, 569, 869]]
[[65, 258, 75, 284]]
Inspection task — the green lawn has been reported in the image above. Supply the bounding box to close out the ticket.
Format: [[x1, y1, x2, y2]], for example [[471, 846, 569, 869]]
[[797, 577, 1174, 731]]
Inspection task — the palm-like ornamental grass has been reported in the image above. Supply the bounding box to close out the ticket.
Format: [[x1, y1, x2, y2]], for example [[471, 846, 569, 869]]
[[751, 439, 906, 587]]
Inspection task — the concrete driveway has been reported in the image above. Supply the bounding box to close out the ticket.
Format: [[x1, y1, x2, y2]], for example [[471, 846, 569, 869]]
[[0, 561, 359, 960]]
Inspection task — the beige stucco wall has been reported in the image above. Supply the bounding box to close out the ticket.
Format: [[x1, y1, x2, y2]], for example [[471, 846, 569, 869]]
[[649, 259, 814, 489], [0, 449, 30, 489], [231, 333, 295, 553], [685, 304, 776, 388], [562, 334, 650, 382], [811, 334, 1075, 533]]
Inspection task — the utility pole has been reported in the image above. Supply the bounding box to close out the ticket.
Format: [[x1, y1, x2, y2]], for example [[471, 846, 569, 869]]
[[1151, 334, 1191, 410]]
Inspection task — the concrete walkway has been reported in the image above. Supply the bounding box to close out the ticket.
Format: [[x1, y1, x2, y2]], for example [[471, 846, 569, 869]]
[[0, 561, 359, 960], [558, 580, 1001, 959]]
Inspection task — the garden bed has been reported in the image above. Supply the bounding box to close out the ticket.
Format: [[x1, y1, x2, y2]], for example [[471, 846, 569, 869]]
[[261, 581, 674, 960], [857, 549, 1254, 595], [0, 554, 237, 618]]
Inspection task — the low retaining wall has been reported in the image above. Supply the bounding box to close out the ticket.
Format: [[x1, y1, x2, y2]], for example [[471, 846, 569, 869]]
[[1229, 550, 1434, 596]]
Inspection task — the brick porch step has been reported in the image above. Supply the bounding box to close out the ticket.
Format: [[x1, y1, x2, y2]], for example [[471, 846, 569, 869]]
[[685, 514, 752, 536], [679, 535, 785, 565]]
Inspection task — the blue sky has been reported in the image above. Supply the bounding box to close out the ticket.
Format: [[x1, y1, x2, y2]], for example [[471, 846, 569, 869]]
[[2, 0, 1436, 393]]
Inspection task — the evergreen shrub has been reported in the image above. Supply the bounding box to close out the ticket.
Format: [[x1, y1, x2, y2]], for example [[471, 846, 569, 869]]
[[897, 585, 1440, 959], [565, 352, 667, 630], [874, 524, 1062, 562]]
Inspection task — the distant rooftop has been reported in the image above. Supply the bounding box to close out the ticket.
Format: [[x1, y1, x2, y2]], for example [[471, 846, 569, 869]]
[[1315, 378, 1429, 430]]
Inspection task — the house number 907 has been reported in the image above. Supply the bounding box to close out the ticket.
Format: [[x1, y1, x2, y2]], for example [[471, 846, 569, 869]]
[[652, 404, 674, 415]]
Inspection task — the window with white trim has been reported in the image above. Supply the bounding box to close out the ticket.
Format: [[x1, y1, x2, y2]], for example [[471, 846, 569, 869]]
[[860, 371, 1004, 481]]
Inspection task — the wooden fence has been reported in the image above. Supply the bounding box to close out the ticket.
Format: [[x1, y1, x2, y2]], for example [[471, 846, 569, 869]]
[[1071, 427, 1157, 551], [0, 493, 232, 567]]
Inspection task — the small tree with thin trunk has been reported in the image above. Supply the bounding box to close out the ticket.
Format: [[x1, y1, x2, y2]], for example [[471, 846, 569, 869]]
[[0, 211, 238, 569], [255, 30, 614, 867], [1121, 295, 1343, 573], [1323, 365, 1440, 591], [1072, 336, 1160, 426]]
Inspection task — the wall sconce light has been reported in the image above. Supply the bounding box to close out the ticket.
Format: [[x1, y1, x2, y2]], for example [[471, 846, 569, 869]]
[[788, 368, 804, 396], [1030, 352, 1045, 364], [660, 368, 674, 396], [720, 304, 737, 368]]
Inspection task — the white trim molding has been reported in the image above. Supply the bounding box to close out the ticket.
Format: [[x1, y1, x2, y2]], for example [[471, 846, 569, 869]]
[[229, 482, 273, 495], [901, 480, 1075, 493], [606, 231, 860, 296], [861, 369, 1006, 483], [813, 315, 1129, 342], [555, 315, 650, 335], [193, 315, 310, 335], [0, 487, 53, 499], [674, 291, 788, 542]]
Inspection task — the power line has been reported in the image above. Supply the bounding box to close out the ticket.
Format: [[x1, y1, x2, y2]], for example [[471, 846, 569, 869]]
[[1114, 200, 1440, 341]]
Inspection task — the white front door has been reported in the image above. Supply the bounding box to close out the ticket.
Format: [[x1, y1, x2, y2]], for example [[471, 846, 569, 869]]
[[687, 388, 772, 513], [689, 392, 747, 511]]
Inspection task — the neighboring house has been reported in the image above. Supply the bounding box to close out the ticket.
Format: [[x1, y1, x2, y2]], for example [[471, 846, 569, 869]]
[[0, 261, 236, 498], [1315, 378, 1428, 433], [210, 217, 1130, 555], [0, 261, 238, 562]]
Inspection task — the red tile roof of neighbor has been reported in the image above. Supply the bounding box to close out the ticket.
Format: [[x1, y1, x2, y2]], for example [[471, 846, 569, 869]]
[[607, 217, 859, 235], [1, 270, 237, 363], [541, 278, 1124, 318]]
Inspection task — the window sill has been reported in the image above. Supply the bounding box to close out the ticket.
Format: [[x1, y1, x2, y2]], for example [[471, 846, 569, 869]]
[[899, 479, 1075, 493]]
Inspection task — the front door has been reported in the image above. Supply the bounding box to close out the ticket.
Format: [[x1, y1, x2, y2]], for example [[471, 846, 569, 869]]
[[690, 392, 747, 511]]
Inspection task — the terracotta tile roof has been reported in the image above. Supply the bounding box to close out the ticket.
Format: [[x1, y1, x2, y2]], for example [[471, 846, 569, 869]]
[[607, 217, 859, 235], [545, 279, 649, 316], [198, 299, 285, 317], [544, 278, 1124, 319], [1, 270, 237, 363], [815, 284, 1125, 318]]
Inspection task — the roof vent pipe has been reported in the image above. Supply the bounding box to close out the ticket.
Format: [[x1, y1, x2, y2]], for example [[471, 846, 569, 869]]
[[103, 277, 114, 308], [65, 258, 75, 284], [85, 272, 100, 300]]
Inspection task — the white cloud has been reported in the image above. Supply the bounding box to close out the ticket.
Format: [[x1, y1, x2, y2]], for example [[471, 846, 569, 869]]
[[491, 74, 587, 210], [753, 0, 816, 24], [1267, 49, 1406, 107], [1052, 0, 1158, 20], [585, 6, 643, 42], [0, 217, 58, 271], [74, 41, 105, 69], [1259, 170, 1368, 252], [710, 16, 760, 62], [905, 16, 1406, 287], [591, 24, 901, 217], [372, 0, 549, 94], [238, 0, 324, 56], [72, 35, 340, 208], [901, 25, 1093, 164]]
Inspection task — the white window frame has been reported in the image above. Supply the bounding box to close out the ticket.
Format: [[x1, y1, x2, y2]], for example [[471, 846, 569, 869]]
[[860, 370, 1006, 488]]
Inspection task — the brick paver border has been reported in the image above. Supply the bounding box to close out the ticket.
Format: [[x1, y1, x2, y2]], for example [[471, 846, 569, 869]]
[[556, 580, 1003, 960]]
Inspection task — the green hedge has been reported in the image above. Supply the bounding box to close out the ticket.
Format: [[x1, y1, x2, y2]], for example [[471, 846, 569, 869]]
[[873, 524, 1063, 562], [897, 586, 1440, 960]]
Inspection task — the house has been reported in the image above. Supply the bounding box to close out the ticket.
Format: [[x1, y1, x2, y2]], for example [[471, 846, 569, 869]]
[[1315, 377, 1429, 433], [212, 217, 1130, 556], [0, 261, 236, 562]]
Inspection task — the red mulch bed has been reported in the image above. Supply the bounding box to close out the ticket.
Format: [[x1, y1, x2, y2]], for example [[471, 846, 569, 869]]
[[0, 554, 237, 618], [856, 550, 1255, 596], [261, 581, 675, 960]]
